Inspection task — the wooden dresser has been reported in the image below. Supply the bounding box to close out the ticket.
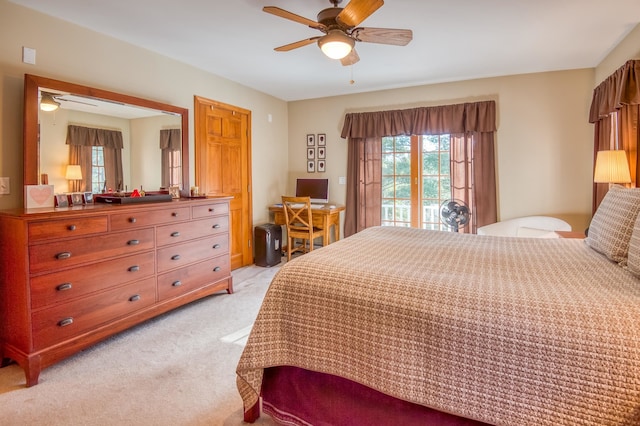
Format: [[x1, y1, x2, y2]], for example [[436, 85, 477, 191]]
[[0, 197, 232, 386]]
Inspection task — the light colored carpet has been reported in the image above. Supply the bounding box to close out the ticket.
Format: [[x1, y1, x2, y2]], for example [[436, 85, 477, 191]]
[[0, 264, 281, 425]]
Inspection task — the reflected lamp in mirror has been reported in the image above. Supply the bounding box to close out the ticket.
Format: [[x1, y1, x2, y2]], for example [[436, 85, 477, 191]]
[[594, 150, 632, 185], [40, 92, 60, 112], [65, 165, 83, 181]]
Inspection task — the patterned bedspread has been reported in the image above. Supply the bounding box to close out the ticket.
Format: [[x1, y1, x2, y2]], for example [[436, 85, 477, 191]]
[[237, 226, 640, 425]]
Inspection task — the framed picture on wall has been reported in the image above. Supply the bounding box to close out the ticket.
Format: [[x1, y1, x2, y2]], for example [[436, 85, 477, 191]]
[[307, 160, 315, 173], [318, 147, 326, 159], [317, 160, 326, 172], [318, 133, 326, 146], [307, 148, 315, 159], [307, 134, 315, 146]]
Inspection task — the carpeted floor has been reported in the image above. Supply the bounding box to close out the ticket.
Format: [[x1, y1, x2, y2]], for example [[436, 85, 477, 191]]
[[0, 263, 282, 425]]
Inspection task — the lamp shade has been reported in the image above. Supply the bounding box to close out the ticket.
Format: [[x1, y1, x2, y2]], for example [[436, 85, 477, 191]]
[[65, 165, 83, 180], [318, 30, 355, 60], [594, 150, 631, 183], [40, 93, 60, 112]]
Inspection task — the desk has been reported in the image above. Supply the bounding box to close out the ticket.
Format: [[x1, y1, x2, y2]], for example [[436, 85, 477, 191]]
[[269, 204, 345, 247]]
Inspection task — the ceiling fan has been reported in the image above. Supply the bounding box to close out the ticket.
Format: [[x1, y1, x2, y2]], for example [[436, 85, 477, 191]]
[[263, 0, 412, 66], [39, 90, 97, 112]]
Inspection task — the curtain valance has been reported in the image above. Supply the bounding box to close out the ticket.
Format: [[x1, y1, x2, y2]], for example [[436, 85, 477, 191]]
[[66, 125, 124, 149], [160, 128, 181, 150], [340, 100, 496, 139], [589, 59, 640, 123]]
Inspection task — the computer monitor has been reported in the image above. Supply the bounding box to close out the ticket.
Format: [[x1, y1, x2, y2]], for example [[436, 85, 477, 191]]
[[295, 178, 329, 204]]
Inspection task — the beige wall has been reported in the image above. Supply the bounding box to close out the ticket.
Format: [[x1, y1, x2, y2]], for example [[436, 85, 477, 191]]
[[2, 0, 640, 234], [289, 69, 595, 231], [0, 0, 289, 227]]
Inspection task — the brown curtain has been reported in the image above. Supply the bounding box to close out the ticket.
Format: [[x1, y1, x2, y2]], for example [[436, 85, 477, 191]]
[[160, 129, 181, 188], [66, 125, 124, 192], [341, 101, 497, 236], [589, 59, 640, 212]]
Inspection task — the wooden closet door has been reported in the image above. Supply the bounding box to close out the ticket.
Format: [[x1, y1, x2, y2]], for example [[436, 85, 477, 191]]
[[194, 96, 253, 270]]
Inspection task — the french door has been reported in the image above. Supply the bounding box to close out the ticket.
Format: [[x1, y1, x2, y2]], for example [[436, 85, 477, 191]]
[[381, 134, 452, 230]]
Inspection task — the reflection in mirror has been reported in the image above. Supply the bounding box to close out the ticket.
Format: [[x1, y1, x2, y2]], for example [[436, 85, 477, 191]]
[[23, 74, 189, 199]]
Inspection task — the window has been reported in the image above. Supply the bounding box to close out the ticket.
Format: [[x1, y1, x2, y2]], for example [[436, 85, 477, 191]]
[[382, 134, 451, 230], [91, 146, 105, 193], [168, 149, 182, 188]]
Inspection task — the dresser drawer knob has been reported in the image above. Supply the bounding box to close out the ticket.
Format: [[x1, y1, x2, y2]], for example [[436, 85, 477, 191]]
[[213, 244, 221, 249], [129, 217, 137, 223], [170, 231, 180, 237], [58, 317, 74, 327], [212, 224, 221, 229], [213, 266, 221, 272], [129, 294, 141, 302], [172, 280, 182, 287], [56, 252, 72, 260], [171, 254, 181, 261], [128, 265, 140, 272], [56, 283, 73, 291], [67, 225, 76, 231], [208, 208, 215, 213], [172, 212, 178, 217], [127, 239, 140, 246]]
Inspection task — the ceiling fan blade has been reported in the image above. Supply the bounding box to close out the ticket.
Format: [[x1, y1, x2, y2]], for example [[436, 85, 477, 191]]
[[351, 27, 413, 46], [337, 0, 384, 28], [263, 6, 325, 30], [341, 49, 360, 66], [274, 37, 321, 52]]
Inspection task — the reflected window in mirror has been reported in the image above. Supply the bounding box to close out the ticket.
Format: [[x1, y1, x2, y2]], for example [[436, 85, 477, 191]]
[[92, 147, 106, 193]]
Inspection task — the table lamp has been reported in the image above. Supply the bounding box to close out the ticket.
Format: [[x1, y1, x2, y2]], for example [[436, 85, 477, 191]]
[[594, 150, 631, 186]]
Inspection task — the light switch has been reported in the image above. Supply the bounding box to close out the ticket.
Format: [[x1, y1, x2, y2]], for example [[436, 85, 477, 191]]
[[0, 177, 9, 195], [22, 47, 36, 65], [338, 176, 346, 185]]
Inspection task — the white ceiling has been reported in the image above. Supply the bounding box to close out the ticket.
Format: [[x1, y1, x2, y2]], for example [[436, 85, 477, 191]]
[[11, 0, 640, 101]]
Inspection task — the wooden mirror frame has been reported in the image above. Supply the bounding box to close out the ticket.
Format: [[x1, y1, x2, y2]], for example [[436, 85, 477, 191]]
[[23, 74, 189, 197]]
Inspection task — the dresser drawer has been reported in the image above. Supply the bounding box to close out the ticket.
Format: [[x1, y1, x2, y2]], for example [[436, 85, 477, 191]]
[[192, 202, 229, 218], [156, 216, 229, 247], [156, 234, 229, 273], [29, 228, 154, 274], [110, 206, 191, 230], [32, 277, 156, 350], [30, 251, 156, 309], [157, 255, 230, 301], [28, 216, 108, 242]]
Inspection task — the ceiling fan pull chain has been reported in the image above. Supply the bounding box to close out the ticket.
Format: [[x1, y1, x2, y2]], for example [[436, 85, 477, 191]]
[[350, 65, 355, 85]]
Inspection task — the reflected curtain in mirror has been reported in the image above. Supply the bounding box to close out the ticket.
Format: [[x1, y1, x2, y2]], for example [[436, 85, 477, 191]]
[[66, 125, 124, 193], [160, 128, 182, 189]]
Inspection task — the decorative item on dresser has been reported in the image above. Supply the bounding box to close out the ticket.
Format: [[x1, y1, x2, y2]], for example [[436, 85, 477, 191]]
[[0, 197, 232, 387]]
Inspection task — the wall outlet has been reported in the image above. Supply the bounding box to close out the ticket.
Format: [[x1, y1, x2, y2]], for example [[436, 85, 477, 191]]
[[0, 177, 9, 195]]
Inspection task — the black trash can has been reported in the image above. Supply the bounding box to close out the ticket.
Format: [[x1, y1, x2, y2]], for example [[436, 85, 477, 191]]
[[254, 223, 282, 267]]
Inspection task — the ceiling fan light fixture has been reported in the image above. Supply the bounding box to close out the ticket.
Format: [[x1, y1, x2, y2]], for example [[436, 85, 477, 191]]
[[40, 93, 60, 112], [318, 30, 354, 59]]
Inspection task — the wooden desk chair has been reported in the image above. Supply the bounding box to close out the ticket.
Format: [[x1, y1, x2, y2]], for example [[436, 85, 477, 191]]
[[281, 196, 324, 261]]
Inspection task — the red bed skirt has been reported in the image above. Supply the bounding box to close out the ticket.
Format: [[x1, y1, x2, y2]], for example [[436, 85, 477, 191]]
[[244, 366, 491, 425]]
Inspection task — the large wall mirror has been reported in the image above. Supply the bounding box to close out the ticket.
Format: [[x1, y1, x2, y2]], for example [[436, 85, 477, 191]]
[[23, 74, 189, 198]]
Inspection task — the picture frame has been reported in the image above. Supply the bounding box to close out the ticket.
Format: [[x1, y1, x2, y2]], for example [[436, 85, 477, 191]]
[[317, 160, 326, 173], [83, 192, 94, 204], [318, 147, 326, 159], [307, 160, 315, 173], [71, 192, 84, 206], [55, 194, 69, 208], [306, 134, 315, 146], [24, 184, 55, 208], [169, 185, 181, 199], [317, 133, 326, 146], [307, 147, 315, 159]]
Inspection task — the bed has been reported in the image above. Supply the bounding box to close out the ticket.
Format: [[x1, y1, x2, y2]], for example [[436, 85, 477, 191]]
[[237, 186, 640, 425]]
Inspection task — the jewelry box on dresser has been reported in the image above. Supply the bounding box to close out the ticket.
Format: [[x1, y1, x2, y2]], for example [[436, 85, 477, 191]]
[[0, 197, 232, 386]]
